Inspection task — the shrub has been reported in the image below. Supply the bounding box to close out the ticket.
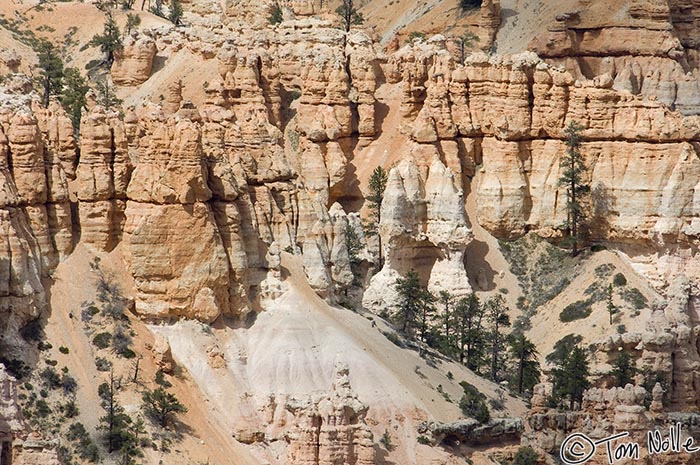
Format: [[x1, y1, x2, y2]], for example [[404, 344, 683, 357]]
[[594, 263, 615, 279], [513, 446, 539, 465], [59, 346, 70, 354], [81, 305, 100, 322], [268, 3, 283, 24], [40, 367, 62, 390], [35, 399, 51, 417], [458, 381, 490, 424], [155, 370, 172, 388], [613, 273, 627, 286], [379, 430, 393, 451], [559, 300, 592, 322], [112, 324, 134, 358], [61, 374, 78, 394], [93, 332, 112, 349], [617, 324, 626, 334], [95, 357, 112, 372], [622, 288, 647, 310], [417, 435, 432, 445], [64, 400, 80, 418]]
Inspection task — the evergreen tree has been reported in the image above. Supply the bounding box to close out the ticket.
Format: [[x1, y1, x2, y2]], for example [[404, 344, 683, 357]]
[[485, 294, 510, 382], [60, 68, 89, 133], [124, 13, 141, 36], [394, 269, 432, 336], [508, 333, 540, 394], [89, 12, 123, 67], [611, 351, 637, 388], [366, 166, 388, 267], [36, 40, 64, 107], [142, 386, 188, 428], [607, 283, 617, 325], [168, 0, 183, 25], [453, 293, 485, 371], [335, 0, 363, 32], [97, 372, 135, 453], [94, 80, 123, 111], [345, 222, 362, 285], [552, 344, 590, 410], [438, 290, 453, 347], [559, 121, 590, 256]]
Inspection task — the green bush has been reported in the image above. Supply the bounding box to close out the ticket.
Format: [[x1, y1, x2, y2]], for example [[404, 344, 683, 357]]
[[613, 273, 627, 286], [458, 381, 490, 424], [513, 446, 539, 465], [95, 357, 112, 372], [380, 430, 393, 451], [35, 399, 51, 417], [622, 288, 647, 310], [59, 346, 70, 354], [92, 332, 112, 349], [559, 300, 592, 322], [40, 367, 62, 390], [417, 435, 432, 445]]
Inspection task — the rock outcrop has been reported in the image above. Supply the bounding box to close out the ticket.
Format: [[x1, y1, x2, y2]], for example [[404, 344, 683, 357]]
[[0, 366, 61, 465], [286, 363, 376, 465]]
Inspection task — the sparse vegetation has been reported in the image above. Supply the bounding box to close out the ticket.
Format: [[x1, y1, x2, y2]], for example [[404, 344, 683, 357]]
[[268, 3, 283, 24], [458, 381, 490, 423], [142, 387, 188, 428], [613, 272, 627, 286], [559, 300, 592, 323], [622, 287, 647, 310], [513, 446, 539, 465], [379, 430, 394, 451]]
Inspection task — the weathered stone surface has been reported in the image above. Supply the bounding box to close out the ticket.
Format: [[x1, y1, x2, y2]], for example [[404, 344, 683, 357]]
[[112, 32, 158, 86], [286, 363, 375, 465]]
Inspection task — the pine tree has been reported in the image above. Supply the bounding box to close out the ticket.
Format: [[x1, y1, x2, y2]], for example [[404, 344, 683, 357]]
[[60, 68, 89, 133], [94, 80, 123, 111], [394, 269, 432, 336], [97, 372, 134, 453], [366, 166, 388, 267], [552, 344, 590, 410], [438, 290, 453, 345], [559, 121, 590, 256], [124, 13, 141, 36], [142, 386, 188, 428], [611, 351, 637, 388], [606, 283, 617, 325], [36, 40, 64, 107], [508, 333, 540, 395], [485, 294, 510, 382], [89, 12, 123, 67], [168, 0, 183, 25], [453, 294, 485, 371], [335, 0, 363, 32], [344, 222, 362, 285]]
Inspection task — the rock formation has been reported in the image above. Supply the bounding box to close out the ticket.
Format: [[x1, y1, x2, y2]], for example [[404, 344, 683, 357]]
[[0, 366, 61, 465], [286, 363, 375, 465]]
